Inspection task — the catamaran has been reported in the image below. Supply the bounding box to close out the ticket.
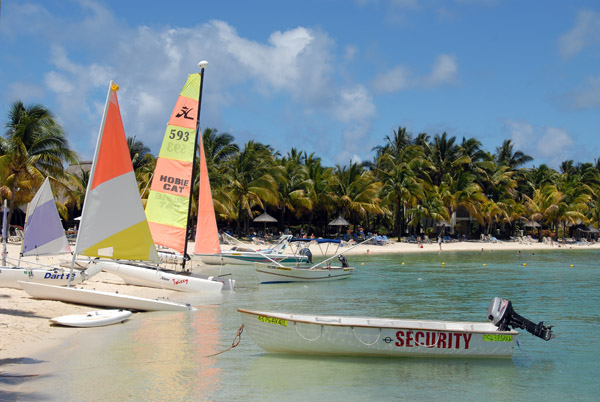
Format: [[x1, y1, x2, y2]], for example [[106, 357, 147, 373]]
[[19, 81, 195, 311], [0, 178, 101, 289], [97, 63, 233, 292]]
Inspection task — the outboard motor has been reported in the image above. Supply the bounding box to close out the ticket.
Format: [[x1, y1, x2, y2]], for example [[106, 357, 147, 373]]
[[488, 297, 554, 341], [338, 254, 349, 268], [299, 248, 312, 264]]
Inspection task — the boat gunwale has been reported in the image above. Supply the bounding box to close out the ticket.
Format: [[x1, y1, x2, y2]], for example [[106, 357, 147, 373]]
[[238, 308, 519, 335]]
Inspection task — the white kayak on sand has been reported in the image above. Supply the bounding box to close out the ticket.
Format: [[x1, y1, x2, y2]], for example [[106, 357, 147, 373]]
[[238, 298, 554, 359], [50, 309, 132, 327]]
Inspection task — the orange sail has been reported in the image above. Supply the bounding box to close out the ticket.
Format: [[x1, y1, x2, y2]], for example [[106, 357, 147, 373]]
[[75, 82, 158, 261], [145, 74, 201, 254], [193, 139, 221, 255]]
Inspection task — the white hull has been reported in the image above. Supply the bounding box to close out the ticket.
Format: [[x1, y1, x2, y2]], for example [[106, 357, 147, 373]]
[[50, 309, 132, 327], [19, 281, 195, 311], [239, 309, 518, 358], [96, 261, 230, 292], [198, 252, 307, 266], [254, 263, 354, 283], [0, 266, 93, 289]]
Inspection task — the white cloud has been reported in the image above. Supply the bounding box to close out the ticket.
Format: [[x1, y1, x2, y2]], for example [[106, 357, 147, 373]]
[[372, 66, 413, 92], [536, 127, 573, 159], [565, 73, 600, 109], [558, 10, 600, 59], [505, 120, 574, 167], [5, 82, 45, 102], [424, 54, 458, 87], [332, 85, 376, 123], [344, 45, 358, 60], [372, 53, 458, 92], [506, 120, 534, 151]]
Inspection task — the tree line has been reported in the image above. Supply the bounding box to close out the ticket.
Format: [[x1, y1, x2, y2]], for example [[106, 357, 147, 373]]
[[2, 101, 599, 241]]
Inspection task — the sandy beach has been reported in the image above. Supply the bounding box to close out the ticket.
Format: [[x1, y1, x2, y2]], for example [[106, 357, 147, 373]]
[[2, 238, 598, 362]]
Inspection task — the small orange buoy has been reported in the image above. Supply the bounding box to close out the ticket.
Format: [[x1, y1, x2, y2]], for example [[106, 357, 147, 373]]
[[442, 262, 445, 266], [570, 264, 574, 267], [523, 263, 527, 266], [401, 262, 405, 265], [483, 263, 486, 266]]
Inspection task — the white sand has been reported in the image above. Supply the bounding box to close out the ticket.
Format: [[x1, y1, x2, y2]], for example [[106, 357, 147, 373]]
[[1, 238, 597, 360]]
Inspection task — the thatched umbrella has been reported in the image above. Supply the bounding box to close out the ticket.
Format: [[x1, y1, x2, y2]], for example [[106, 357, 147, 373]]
[[328, 216, 350, 238], [253, 212, 278, 234]]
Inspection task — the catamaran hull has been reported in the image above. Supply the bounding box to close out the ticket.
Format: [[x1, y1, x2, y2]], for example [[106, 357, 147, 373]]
[[97, 261, 228, 293], [18, 281, 195, 311], [0, 267, 92, 289], [198, 252, 307, 266], [254, 263, 354, 283], [239, 309, 518, 358]]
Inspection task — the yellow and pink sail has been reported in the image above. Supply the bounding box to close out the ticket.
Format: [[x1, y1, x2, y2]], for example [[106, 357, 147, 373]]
[[145, 73, 220, 256], [74, 82, 158, 262]]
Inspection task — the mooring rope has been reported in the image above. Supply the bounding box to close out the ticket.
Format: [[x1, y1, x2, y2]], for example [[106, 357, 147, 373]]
[[204, 324, 244, 357]]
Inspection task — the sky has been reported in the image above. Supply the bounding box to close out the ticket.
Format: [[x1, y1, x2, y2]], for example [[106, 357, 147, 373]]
[[1, 0, 599, 168]]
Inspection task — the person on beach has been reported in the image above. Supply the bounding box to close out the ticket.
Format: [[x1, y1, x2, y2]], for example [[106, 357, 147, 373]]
[[417, 236, 422, 248], [438, 235, 442, 250]]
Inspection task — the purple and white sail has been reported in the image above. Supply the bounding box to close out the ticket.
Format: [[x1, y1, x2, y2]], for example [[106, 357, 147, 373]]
[[22, 177, 71, 256]]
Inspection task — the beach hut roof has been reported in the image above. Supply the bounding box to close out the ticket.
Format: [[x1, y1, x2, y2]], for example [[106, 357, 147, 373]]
[[328, 216, 350, 226], [253, 212, 277, 223]]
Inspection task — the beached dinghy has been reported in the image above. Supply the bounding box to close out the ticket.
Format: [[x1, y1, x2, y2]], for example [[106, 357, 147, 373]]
[[0, 179, 101, 289], [238, 298, 554, 358], [50, 309, 132, 327], [100, 66, 232, 293]]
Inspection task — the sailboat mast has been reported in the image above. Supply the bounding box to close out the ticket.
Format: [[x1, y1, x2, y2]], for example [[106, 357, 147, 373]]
[[67, 81, 115, 286], [182, 61, 207, 270]]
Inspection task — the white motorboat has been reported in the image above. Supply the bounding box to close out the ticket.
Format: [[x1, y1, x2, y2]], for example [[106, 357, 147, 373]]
[[238, 298, 554, 358], [197, 235, 308, 266], [254, 262, 354, 283]]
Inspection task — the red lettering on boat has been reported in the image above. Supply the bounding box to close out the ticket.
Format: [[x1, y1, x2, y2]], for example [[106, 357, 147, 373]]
[[395, 331, 405, 347]]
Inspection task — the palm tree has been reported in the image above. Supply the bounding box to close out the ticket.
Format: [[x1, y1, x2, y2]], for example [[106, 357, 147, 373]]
[[275, 149, 313, 226], [495, 139, 533, 169], [374, 130, 431, 239], [224, 141, 279, 233], [327, 161, 385, 228], [1, 101, 78, 227]]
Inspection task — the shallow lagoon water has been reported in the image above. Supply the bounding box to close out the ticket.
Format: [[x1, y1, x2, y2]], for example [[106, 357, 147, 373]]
[[9, 249, 600, 401]]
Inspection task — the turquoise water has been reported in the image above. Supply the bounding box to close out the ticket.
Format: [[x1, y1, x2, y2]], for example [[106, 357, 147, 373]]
[[8, 249, 600, 401]]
